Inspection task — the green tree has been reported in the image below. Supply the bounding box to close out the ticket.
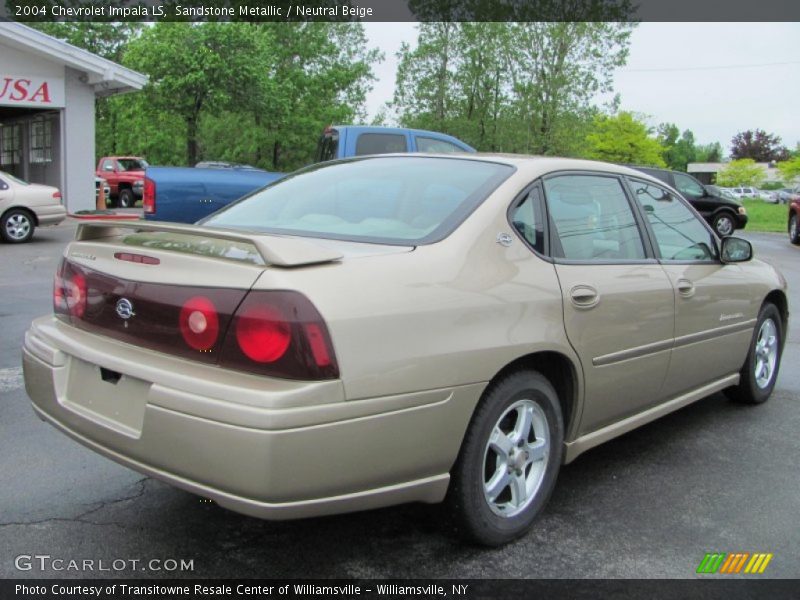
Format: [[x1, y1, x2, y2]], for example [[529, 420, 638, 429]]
[[124, 23, 263, 166], [200, 23, 381, 170], [393, 22, 633, 156], [716, 159, 766, 187], [695, 142, 723, 163], [585, 112, 665, 166], [657, 123, 696, 171], [776, 157, 800, 184]]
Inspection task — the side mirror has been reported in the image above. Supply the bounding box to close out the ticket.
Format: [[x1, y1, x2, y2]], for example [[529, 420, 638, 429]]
[[721, 236, 752, 263]]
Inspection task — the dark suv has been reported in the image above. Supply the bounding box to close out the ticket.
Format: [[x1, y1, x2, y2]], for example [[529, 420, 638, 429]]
[[629, 166, 748, 237]]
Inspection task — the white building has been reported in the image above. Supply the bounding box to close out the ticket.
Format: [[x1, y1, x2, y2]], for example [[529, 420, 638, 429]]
[[0, 22, 147, 212], [687, 162, 783, 186]]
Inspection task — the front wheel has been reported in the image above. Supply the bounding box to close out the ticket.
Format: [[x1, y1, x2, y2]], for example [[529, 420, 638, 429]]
[[789, 213, 800, 245], [447, 370, 563, 546], [117, 188, 134, 208], [712, 212, 736, 237], [726, 304, 783, 404], [1, 209, 35, 243]]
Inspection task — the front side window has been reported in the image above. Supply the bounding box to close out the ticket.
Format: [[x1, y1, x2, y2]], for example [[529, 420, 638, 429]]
[[416, 137, 463, 153], [204, 157, 514, 245], [543, 174, 646, 261], [354, 133, 408, 156], [673, 172, 705, 198], [628, 178, 717, 261]]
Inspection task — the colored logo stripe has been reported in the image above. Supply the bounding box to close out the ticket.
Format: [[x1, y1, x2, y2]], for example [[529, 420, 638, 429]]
[[745, 553, 774, 574], [697, 553, 773, 574]]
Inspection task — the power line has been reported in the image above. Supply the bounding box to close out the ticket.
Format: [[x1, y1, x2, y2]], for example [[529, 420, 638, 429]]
[[623, 61, 800, 73]]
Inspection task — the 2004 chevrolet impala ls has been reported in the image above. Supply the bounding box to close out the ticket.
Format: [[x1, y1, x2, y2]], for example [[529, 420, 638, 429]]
[[23, 155, 787, 545]]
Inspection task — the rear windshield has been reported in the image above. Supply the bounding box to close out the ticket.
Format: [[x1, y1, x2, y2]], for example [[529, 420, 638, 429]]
[[203, 156, 514, 245]]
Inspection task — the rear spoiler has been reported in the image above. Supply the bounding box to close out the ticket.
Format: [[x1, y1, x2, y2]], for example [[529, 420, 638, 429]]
[[75, 220, 343, 268]]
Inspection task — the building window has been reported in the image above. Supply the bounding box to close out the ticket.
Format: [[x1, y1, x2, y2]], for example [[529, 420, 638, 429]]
[[0, 124, 21, 168], [29, 116, 53, 164]]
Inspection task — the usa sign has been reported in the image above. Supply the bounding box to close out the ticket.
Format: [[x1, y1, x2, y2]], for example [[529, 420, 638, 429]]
[[0, 75, 65, 108]]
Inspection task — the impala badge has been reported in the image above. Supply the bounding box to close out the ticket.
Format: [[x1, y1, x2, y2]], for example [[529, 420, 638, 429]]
[[116, 298, 135, 320]]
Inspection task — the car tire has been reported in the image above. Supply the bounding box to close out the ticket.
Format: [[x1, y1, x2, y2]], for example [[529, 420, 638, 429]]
[[1, 208, 35, 243], [789, 213, 800, 245], [725, 303, 783, 405], [712, 212, 736, 237], [117, 188, 134, 209], [447, 370, 563, 546]]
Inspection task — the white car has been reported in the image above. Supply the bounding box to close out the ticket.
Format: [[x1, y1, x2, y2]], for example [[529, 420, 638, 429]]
[[756, 189, 778, 203], [0, 171, 67, 243], [730, 187, 759, 199]]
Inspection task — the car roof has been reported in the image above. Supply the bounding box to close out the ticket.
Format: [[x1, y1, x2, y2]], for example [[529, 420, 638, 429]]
[[349, 152, 670, 183]]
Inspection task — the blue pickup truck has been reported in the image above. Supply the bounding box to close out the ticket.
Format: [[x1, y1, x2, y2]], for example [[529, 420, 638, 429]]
[[143, 126, 476, 223]]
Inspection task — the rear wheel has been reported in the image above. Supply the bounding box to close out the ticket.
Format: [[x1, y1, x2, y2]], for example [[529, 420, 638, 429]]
[[712, 212, 736, 237], [789, 213, 800, 245], [726, 304, 782, 404], [117, 188, 134, 208], [448, 370, 563, 546], [1, 208, 35, 243]]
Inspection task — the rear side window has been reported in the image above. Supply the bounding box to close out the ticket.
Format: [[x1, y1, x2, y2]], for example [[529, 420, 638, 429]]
[[355, 133, 408, 156], [102, 159, 114, 171], [510, 188, 545, 254], [543, 175, 646, 261], [416, 136, 463, 153]]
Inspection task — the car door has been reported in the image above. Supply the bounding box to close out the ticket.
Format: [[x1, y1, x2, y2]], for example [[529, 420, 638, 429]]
[[541, 173, 676, 435], [626, 177, 755, 398]]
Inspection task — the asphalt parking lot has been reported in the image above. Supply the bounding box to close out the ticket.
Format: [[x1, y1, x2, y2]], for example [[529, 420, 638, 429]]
[[1, 220, 798, 579]]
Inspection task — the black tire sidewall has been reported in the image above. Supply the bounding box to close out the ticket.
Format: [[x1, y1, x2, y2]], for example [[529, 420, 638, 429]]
[[118, 189, 133, 208], [451, 371, 564, 546], [790, 214, 800, 245], [1, 209, 35, 243], [713, 212, 735, 237]]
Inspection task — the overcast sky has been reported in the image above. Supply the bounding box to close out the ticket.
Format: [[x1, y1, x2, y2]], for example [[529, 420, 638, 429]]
[[362, 22, 800, 154]]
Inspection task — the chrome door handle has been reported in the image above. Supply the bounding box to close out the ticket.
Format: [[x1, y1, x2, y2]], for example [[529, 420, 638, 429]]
[[677, 278, 695, 298], [569, 285, 600, 309]]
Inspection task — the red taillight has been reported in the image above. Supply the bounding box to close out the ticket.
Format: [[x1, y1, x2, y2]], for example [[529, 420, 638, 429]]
[[53, 259, 86, 318], [143, 177, 155, 214], [304, 323, 332, 367], [220, 290, 339, 380], [52, 191, 62, 203], [179, 296, 220, 351], [235, 305, 291, 363]]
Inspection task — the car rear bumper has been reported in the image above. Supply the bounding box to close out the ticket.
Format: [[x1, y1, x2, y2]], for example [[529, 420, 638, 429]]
[[34, 204, 67, 226], [22, 316, 482, 520]]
